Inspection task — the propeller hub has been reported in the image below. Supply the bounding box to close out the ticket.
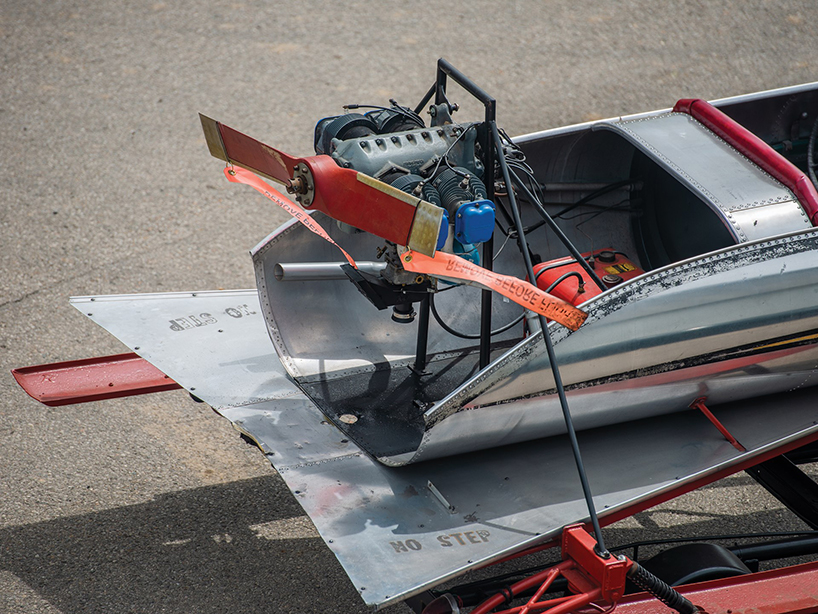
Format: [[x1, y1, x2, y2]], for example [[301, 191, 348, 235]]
[[289, 163, 315, 207], [287, 175, 307, 194]]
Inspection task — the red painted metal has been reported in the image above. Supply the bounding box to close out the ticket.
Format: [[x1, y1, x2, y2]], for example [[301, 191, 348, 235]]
[[532, 248, 645, 306], [470, 526, 630, 614], [217, 122, 298, 185], [11, 353, 180, 407], [307, 154, 416, 247], [561, 525, 631, 602], [615, 560, 818, 614], [673, 98, 818, 225], [690, 396, 746, 452], [475, 529, 818, 614]]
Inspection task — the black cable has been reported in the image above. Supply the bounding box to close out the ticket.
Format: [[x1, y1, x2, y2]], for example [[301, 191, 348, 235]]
[[553, 179, 634, 219], [521, 194, 634, 235], [493, 216, 513, 237], [492, 120, 610, 557], [507, 168, 607, 292], [496, 127, 631, 226], [429, 291, 524, 340], [808, 116, 818, 189], [612, 530, 818, 558], [562, 197, 632, 222], [507, 178, 634, 239], [343, 102, 424, 129], [542, 271, 586, 294], [427, 124, 475, 180]]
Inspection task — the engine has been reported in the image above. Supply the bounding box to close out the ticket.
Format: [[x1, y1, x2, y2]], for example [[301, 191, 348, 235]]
[[311, 101, 497, 321]]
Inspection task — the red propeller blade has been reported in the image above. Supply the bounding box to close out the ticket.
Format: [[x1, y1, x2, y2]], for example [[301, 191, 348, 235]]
[[199, 114, 297, 185], [199, 116, 444, 256], [305, 155, 443, 256]]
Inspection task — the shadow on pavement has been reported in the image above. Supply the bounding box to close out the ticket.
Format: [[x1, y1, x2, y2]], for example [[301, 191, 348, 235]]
[[0, 476, 376, 614]]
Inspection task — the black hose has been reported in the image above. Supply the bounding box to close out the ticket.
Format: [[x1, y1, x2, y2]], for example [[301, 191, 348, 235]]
[[553, 179, 634, 219], [507, 169, 607, 292], [627, 563, 699, 614], [429, 292, 524, 340], [538, 271, 585, 294]]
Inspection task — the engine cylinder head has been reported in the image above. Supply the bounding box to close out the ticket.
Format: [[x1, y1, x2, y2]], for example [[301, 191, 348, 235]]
[[390, 174, 443, 208], [368, 106, 424, 134], [432, 167, 486, 214], [314, 113, 378, 155]]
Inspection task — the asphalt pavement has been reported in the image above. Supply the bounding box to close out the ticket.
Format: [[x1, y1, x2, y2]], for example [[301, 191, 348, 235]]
[[2, 1, 818, 612]]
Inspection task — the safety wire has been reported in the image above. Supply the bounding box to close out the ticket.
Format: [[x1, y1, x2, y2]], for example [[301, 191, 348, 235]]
[[428, 123, 475, 179]]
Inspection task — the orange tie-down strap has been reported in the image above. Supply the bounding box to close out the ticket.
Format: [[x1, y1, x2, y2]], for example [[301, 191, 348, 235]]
[[402, 250, 588, 331], [224, 165, 358, 268], [224, 164, 585, 331]]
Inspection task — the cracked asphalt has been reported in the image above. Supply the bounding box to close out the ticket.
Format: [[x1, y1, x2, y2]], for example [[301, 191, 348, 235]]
[[2, 1, 818, 612]]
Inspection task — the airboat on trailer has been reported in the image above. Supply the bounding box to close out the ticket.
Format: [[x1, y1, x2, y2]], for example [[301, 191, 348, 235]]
[[13, 60, 818, 613]]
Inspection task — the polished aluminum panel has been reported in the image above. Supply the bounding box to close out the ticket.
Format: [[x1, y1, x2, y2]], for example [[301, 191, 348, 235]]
[[598, 112, 811, 242], [729, 200, 811, 240], [511, 83, 818, 269], [71, 290, 291, 410], [251, 213, 523, 382], [250, 225, 818, 466], [409, 229, 818, 463], [248, 391, 818, 608], [513, 81, 818, 148], [71, 288, 818, 608]]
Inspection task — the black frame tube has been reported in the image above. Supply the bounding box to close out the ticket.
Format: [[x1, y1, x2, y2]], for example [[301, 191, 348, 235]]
[[508, 171, 607, 292], [413, 295, 430, 374], [432, 58, 498, 368], [415, 64, 609, 555], [414, 83, 436, 116]]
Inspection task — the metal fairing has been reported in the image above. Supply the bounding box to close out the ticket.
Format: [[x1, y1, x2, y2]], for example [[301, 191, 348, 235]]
[[513, 82, 818, 150], [253, 218, 818, 466], [251, 213, 525, 383], [70, 290, 818, 608], [597, 112, 811, 243]]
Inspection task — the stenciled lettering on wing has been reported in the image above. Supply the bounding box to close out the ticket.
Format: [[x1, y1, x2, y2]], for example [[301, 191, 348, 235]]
[[169, 304, 257, 331], [387, 530, 490, 554]]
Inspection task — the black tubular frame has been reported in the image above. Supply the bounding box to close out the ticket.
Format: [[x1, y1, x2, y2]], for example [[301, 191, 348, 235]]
[[434, 58, 497, 370], [413, 59, 610, 556], [412, 60, 497, 371]]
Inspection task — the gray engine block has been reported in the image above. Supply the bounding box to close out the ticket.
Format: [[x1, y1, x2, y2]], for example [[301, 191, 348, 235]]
[[330, 122, 483, 179]]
